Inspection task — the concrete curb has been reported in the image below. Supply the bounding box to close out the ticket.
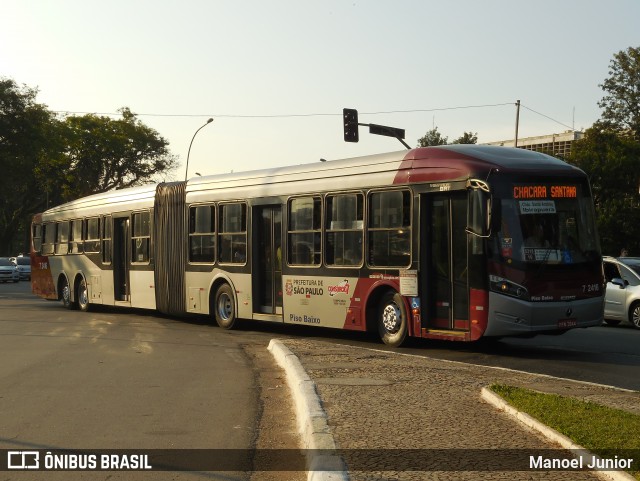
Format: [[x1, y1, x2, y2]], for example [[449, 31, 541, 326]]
[[267, 339, 349, 481], [481, 387, 636, 481]]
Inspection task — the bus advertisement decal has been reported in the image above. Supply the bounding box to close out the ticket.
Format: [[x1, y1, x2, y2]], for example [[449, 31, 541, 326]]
[[283, 276, 360, 329]]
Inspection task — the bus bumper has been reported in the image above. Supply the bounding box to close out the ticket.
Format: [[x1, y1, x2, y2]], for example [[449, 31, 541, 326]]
[[484, 292, 603, 337]]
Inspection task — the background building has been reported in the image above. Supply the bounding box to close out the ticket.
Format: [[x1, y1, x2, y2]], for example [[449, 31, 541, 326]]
[[486, 130, 584, 158]]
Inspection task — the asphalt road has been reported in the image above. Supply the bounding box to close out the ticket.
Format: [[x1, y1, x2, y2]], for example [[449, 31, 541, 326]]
[[0, 281, 270, 480]]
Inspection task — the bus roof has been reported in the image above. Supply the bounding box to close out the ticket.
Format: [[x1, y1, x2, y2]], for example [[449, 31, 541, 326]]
[[414, 144, 576, 171], [39, 145, 582, 219]]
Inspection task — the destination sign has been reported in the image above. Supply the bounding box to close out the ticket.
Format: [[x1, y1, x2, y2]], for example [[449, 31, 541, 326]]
[[513, 185, 577, 199]]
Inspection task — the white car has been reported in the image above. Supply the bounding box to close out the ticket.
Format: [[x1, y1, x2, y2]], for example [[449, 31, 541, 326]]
[[603, 256, 640, 329], [0, 258, 19, 283], [11, 256, 31, 281]]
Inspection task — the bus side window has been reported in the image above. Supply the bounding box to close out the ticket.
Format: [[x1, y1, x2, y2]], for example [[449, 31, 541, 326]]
[[42, 223, 56, 255], [84, 217, 100, 253], [69, 220, 84, 254], [32, 223, 43, 254], [189, 205, 216, 263], [288, 196, 321, 266], [102, 215, 112, 264], [368, 190, 411, 267], [131, 212, 150, 263], [55, 221, 69, 255], [325, 193, 363, 267], [218, 203, 247, 264]]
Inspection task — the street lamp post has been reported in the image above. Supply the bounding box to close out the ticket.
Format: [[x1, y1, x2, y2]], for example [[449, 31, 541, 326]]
[[185, 118, 214, 181]]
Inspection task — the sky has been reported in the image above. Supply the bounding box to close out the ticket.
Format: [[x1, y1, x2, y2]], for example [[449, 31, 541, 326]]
[[2, 0, 639, 181]]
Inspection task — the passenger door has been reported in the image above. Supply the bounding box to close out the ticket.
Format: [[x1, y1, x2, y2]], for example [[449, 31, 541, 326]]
[[422, 193, 469, 331], [113, 216, 130, 302], [254, 206, 283, 316]]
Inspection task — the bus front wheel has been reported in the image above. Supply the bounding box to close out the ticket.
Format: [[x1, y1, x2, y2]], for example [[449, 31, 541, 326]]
[[378, 291, 408, 347], [214, 284, 237, 329]]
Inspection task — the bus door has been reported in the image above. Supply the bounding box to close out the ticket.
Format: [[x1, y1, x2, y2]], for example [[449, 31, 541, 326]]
[[113, 216, 130, 302], [254, 206, 283, 317], [421, 193, 469, 331]]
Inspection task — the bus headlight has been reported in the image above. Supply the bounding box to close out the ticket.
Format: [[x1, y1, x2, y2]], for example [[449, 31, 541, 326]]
[[489, 275, 529, 300]]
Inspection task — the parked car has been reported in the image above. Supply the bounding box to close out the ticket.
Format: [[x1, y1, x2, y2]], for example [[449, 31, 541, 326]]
[[0, 257, 19, 283], [603, 256, 640, 329], [12, 256, 31, 281]]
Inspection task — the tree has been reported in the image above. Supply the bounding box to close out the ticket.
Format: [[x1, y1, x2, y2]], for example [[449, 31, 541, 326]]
[[416, 128, 478, 147], [598, 46, 640, 140], [59, 108, 177, 200], [0, 78, 61, 254], [451, 131, 478, 144], [416, 127, 448, 147], [0, 77, 178, 255], [569, 125, 640, 255]]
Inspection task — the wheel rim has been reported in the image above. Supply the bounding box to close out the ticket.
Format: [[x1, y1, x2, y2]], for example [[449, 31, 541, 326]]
[[62, 283, 70, 305], [217, 292, 232, 321], [632, 305, 640, 328], [382, 302, 401, 333], [79, 283, 88, 307]]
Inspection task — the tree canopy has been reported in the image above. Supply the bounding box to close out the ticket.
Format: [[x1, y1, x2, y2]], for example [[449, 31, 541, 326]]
[[598, 46, 640, 140], [416, 127, 477, 147], [569, 46, 640, 256], [60, 108, 177, 199], [0, 77, 177, 255], [570, 127, 640, 255], [0, 79, 61, 255]]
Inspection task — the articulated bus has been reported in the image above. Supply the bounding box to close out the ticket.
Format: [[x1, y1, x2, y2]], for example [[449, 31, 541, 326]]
[[31, 145, 604, 346]]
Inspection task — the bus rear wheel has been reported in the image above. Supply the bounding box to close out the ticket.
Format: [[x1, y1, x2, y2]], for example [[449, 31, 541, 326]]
[[77, 278, 90, 312], [60, 277, 75, 310], [378, 291, 408, 347], [214, 284, 237, 329]]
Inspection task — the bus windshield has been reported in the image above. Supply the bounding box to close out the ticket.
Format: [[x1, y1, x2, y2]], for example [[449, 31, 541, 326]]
[[493, 183, 599, 265]]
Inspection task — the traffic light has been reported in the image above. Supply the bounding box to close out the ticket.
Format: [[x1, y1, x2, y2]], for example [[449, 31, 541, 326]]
[[343, 108, 359, 143]]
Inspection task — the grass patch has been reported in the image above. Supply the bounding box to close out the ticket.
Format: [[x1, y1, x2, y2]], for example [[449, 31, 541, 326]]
[[490, 384, 640, 478]]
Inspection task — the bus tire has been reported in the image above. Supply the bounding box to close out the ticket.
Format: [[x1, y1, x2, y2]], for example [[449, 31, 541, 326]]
[[60, 277, 75, 310], [77, 278, 90, 312], [214, 284, 237, 329], [378, 290, 408, 347]]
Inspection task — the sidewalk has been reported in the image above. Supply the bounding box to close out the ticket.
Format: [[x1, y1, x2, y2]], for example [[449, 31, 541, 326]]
[[270, 338, 640, 481]]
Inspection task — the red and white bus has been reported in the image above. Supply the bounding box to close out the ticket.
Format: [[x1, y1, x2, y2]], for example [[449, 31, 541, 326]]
[[31, 145, 604, 346]]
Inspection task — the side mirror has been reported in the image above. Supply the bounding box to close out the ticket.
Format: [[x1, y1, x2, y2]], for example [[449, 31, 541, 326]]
[[467, 179, 492, 237], [611, 278, 627, 288]]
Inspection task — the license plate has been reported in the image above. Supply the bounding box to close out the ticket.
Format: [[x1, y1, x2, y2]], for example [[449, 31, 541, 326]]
[[557, 318, 577, 329]]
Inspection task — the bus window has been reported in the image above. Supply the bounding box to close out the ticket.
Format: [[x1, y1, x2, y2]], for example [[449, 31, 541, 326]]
[[368, 190, 411, 267], [218, 203, 247, 264], [55, 221, 69, 255], [325, 193, 363, 267], [32, 223, 42, 254], [288, 196, 321, 266], [69, 220, 84, 254], [102, 215, 112, 264], [131, 212, 150, 263], [84, 217, 100, 253], [42, 223, 56, 255], [189, 205, 215, 263]]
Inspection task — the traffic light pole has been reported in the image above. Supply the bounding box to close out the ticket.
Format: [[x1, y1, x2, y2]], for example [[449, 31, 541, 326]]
[[343, 108, 410, 149], [365, 123, 411, 149]]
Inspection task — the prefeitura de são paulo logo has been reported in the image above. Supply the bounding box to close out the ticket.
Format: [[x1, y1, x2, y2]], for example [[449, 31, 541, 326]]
[[285, 279, 294, 296]]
